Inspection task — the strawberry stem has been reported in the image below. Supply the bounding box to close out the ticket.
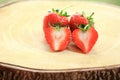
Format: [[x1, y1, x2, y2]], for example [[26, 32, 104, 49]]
[[87, 12, 94, 20]]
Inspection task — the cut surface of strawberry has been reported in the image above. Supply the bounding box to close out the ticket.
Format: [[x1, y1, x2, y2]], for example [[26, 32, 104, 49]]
[[72, 27, 98, 53], [45, 27, 71, 51]]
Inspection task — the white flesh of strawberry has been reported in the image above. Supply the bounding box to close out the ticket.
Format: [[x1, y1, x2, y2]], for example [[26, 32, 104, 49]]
[[79, 31, 90, 51], [52, 30, 65, 50]]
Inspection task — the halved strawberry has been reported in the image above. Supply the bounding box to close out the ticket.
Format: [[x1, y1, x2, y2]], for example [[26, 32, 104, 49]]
[[72, 27, 98, 53], [71, 12, 98, 53], [45, 26, 71, 51], [43, 9, 71, 51]]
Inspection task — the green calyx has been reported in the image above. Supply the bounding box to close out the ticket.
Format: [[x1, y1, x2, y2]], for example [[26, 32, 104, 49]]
[[53, 24, 68, 31], [52, 8, 70, 17], [49, 23, 68, 31], [52, 23, 61, 31], [78, 12, 94, 32]]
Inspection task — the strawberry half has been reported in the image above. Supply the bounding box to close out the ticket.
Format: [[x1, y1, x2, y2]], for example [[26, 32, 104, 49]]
[[70, 12, 98, 53], [45, 26, 71, 51], [43, 9, 71, 51]]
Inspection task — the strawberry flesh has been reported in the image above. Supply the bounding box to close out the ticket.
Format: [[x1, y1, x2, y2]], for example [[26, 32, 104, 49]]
[[45, 27, 71, 51], [72, 27, 98, 53]]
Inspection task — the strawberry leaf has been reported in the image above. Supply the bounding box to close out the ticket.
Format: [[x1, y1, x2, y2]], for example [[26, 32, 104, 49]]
[[51, 8, 70, 17], [52, 8, 59, 13], [82, 11, 86, 17]]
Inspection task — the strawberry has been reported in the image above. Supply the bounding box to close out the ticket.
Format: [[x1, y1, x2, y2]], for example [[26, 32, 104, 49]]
[[43, 9, 71, 51], [43, 9, 69, 33], [45, 27, 71, 51], [71, 12, 98, 53], [69, 12, 89, 32]]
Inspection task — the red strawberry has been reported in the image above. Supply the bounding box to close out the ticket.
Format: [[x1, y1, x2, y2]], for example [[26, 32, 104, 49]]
[[43, 9, 71, 51], [71, 12, 98, 53], [45, 27, 71, 51], [43, 9, 69, 33], [69, 14, 89, 32]]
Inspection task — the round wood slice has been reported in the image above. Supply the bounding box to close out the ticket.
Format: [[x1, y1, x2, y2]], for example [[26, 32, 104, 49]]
[[0, 0, 120, 80]]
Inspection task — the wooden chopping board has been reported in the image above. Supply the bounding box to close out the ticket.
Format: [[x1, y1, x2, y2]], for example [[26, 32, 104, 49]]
[[0, 0, 120, 70]]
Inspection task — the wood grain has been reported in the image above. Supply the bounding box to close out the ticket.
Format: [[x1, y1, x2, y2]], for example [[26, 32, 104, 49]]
[[0, 62, 120, 80]]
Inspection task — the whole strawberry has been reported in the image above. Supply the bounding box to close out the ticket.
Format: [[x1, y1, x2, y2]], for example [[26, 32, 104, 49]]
[[43, 9, 71, 51], [70, 12, 98, 53], [69, 13, 89, 32]]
